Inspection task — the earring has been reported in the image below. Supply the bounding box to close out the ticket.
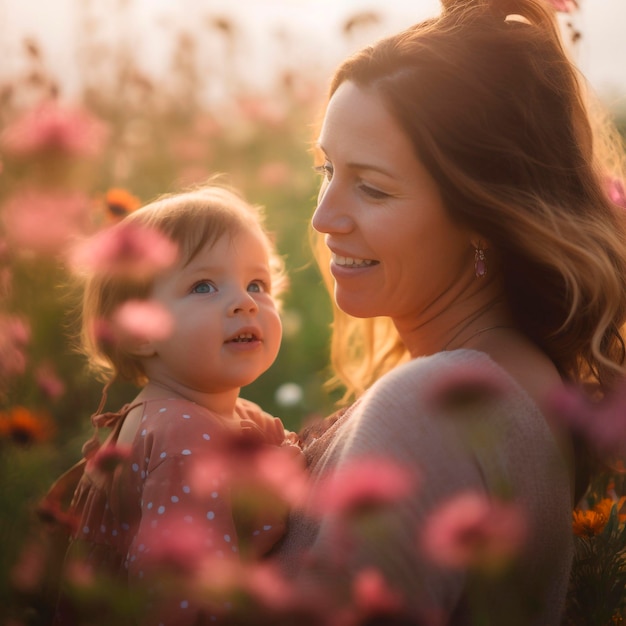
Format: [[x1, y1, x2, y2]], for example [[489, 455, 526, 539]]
[[474, 246, 487, 278]]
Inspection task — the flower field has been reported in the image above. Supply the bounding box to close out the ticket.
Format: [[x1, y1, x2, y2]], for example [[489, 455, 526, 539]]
[[1, 3, 625, 624]]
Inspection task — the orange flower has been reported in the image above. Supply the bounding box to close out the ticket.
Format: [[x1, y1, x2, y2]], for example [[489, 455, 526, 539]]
[[572, 508, 607, 537], [0, 406, 55, 445], [104, 187, 141, 222]]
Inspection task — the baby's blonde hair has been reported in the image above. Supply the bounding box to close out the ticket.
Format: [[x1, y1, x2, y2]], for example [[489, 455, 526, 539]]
[[80, 183, 286, 386]]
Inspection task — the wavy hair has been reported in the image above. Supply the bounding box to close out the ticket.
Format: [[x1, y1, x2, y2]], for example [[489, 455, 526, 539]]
[[315, 0, 626, 401]]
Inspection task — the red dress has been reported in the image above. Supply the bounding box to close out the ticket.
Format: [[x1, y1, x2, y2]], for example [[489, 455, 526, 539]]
[[52, 397, 299, 625]]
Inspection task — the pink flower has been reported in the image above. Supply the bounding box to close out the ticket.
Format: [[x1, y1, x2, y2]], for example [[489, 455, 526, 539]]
[[35, 362, 66, 399], [423, 362, 507, 416], [0, 315, 30, 382], [549, 382, 626, 453], [1, 100, 108, 159], [190, 434, 307, 503], [140, 515, 221, 576], [243, 561, 301, 613], [351, 567, 405, 618], [545, 0, 578, 12], [257, 161, 291, 188], [307, 456, 418, 517], [86, 442, 131, 474], [2, 189, 90, 255], [69, 221, 178, 278], [111, 299, 174, 342], [420, 491, 528, 573], [10, 539, 46, 592]]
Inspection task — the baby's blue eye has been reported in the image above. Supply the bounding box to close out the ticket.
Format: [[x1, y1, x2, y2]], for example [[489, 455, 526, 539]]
[[192, 281, 216, 294], [247, 281, 266, 293]]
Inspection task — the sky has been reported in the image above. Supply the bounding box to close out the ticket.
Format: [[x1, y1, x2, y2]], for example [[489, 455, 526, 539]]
[[0, 0, 624, 110]]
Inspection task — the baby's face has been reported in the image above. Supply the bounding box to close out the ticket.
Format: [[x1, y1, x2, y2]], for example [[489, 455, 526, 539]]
[[144, 226, 283, 395]]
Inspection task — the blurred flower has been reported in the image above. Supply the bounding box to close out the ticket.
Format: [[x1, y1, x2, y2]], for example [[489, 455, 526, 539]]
[[307, 456, 417, 517], [69, 221, 178, 278], [36, 497, 78, 534], [236, 96, 287, 127], [595, 496, 626, 523], [2, 189, 90, 256], [170, 135, 207, 162], [342, 11, 382, 35], [111, 299, 174, 343], [572, 497, 626, 537], [35, 362, 66, 399], [545, 0, 578, 11], [423, 363, 507, 416], [0, 315, 30, 383], [86, 442, 131, 474], [1, 100, 108, 159], [188, 435, 308, 509], [351, 567, 405, 618], [420, 491, 528, 573], [549, 382, 626, 454], [207, 15, 236, 38], [104, 187, 142, 222], [572, 508, 607, 537], [64, 557, 96, 588], [0, 267, 12, 301], [10, 539, 46, 592], [0, 405, 55, 445], [176, 165, 212, 188], [242, 561, 301, 613], [257, 161, 291, 188], [141, 514, 226, 577]]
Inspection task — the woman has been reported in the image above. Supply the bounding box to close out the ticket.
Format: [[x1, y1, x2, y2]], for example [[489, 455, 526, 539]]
[[278, 0, 626, 624]]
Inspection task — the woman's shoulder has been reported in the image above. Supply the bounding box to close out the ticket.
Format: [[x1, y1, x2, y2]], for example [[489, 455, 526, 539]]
[[370, 349, 524, 406], [349, 349, 555, 458]]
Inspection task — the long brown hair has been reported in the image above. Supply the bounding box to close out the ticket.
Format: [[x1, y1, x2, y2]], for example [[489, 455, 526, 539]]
[[316, 0, 626, 401]]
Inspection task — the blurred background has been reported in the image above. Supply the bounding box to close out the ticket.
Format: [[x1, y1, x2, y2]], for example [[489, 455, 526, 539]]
[[0, 0, 624, 622]]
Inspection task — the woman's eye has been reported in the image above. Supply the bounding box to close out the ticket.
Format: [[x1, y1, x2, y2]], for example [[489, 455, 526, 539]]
[[359, 184, 389, 200], [247, 280, 267, 294], [313, 161, 334, 182], [191, 281, 216, 294]]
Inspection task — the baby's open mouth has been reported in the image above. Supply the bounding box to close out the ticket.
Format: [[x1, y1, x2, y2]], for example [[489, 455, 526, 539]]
[[228, 333, 258, 343]]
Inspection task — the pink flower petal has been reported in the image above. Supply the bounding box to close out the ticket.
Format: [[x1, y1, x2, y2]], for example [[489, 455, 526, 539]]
[[1, 100, 108, 159], [112, 300, 174, 342], [35, 362, 66, 399], [420, 491, 528, 572], [308, 456, 418, 517], [423, 362, 507, 416], [545, 0, 578, 12], [69, 221, 178, 277], [2, 189, 90, 255], [549, 383, 626, 453]]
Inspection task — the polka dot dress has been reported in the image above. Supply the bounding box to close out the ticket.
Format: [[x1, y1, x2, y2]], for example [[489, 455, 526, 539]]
[[57, 397, 294, 625]]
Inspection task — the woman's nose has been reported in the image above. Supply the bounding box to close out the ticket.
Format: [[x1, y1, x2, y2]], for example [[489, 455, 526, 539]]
[[311, 181, 353, 234], [228, 291, 258, 316]]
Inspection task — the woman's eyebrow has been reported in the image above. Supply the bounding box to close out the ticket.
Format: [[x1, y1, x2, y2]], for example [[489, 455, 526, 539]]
[[317, 142, 394, 177]]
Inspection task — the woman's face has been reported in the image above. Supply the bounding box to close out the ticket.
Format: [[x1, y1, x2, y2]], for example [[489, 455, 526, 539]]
[[313, 80, 475, 328]]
